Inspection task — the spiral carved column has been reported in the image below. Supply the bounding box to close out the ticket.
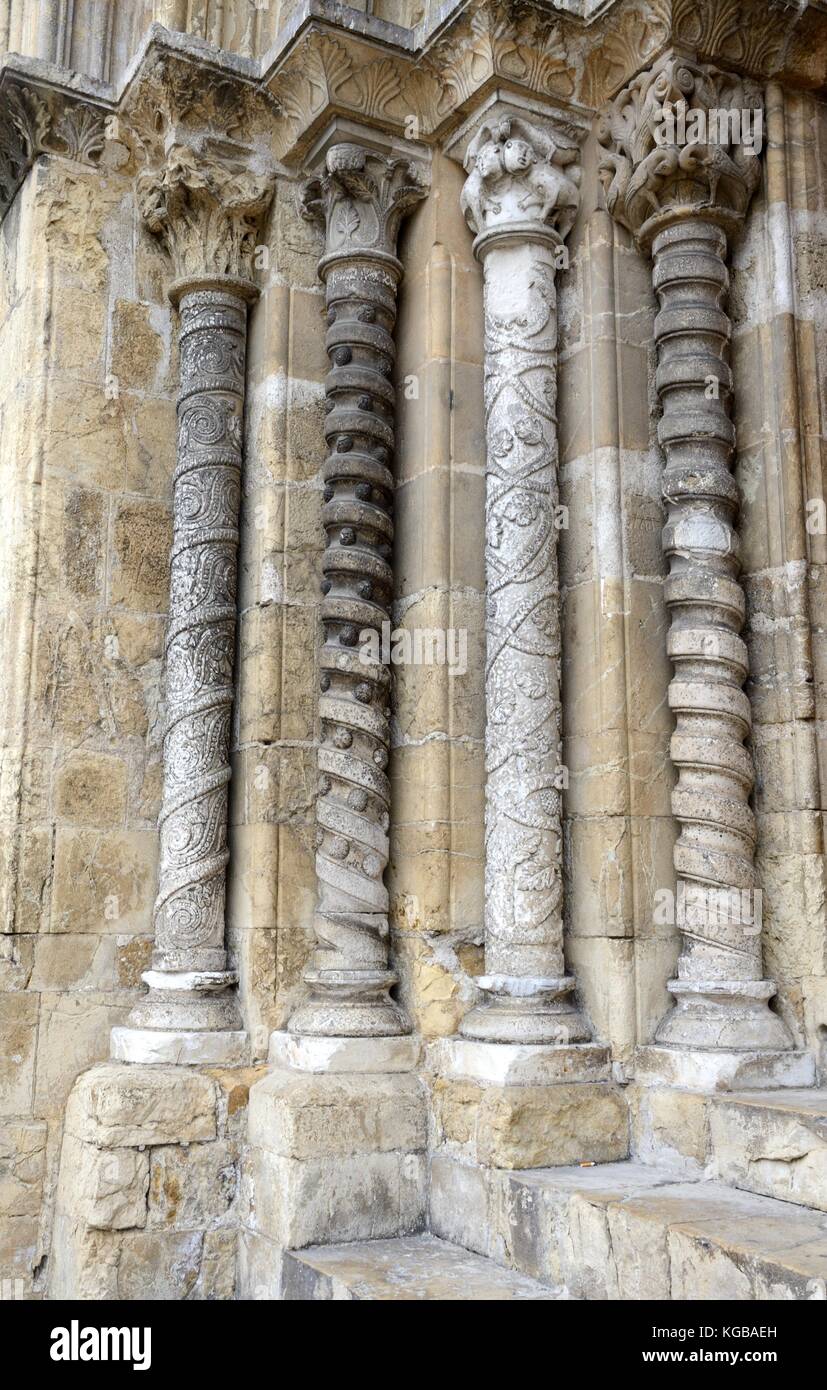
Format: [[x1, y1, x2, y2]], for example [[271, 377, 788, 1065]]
[[599, 56, 793, 1059], [112, 142, 274, 1065], [455, 111, 592, 1046], [288, 142, 428, 1038]]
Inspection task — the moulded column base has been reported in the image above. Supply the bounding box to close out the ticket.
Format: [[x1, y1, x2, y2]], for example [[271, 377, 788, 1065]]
[[655, 978, 794, 1051], [458, 974, 592, 1045], [288, 969, 409, 1039]]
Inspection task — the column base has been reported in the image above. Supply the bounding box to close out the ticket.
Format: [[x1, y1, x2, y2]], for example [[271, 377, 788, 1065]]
[[655, 978, 794, 1051], [459, 975, 592, 1044], [111, 1026, 248, 1066], [636, 1044, 816, 1093], [125, 968, 243, 1032], [288, 970, 409, 1038], [269, 1030, 420, 1073], [435, 1036, 610, 1085]]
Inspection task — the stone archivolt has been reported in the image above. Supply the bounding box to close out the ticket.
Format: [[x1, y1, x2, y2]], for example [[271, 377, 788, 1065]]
[[289, 142, 429, 1039]]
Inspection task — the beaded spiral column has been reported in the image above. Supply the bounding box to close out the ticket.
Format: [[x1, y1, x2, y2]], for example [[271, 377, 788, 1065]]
[[288, 143, 428, 1038], [456, 112, 591, 1045], [599, 57, 792, 1053], [112, 142, 274, 1065]]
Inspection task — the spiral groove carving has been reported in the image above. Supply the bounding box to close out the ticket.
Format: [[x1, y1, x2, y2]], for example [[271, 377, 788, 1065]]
[[313, 263, 396, 989], [290, 143, 428, 1036], [153, 288, 248, 974], [654, 221, 758, 976], [113, 138, 274, 1058], [599, 60, 792, 1050]]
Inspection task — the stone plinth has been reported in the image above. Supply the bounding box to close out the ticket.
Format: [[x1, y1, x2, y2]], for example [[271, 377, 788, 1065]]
[[433, 1078, 629, 1169], [636, 1044, 816, 1094], [242, 1067, 428, 1289], [268, 1030, 420, 1073]]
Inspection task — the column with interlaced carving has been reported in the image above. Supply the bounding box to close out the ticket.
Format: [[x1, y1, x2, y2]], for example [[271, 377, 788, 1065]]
[[598, 56, 812, 1085], [453, 109, 594, 1048], [111, 143, 274, 1065], [286, 142, 428, 1040]]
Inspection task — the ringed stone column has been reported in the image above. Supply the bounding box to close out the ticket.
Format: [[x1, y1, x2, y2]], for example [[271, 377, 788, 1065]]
[[111, 143, 274, 1066], [286, 141, 429, 1044], [456, 111, 592, 1048], [599, 57, 810, 1087]]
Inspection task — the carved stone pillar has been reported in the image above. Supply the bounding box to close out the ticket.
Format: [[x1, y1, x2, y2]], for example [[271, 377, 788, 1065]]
[[111, 144, 274, 1065], [287, 141, 428, 1041], [453, 109, 591, 1047], [599, 57, 810, 1086]]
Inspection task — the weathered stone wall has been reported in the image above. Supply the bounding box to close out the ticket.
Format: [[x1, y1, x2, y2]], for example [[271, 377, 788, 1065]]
[[0, 0, 825, 1301], [0, 148, 177, 1294], [49, 1062, 264, 1298], [557, 128, 676, 1065], [732, 87, 827, 1059], [228, 172, 328, 1053], [389, 150, 487, 1036]]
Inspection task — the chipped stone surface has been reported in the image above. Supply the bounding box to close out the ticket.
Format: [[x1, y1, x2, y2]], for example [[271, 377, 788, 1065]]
[[431, 1156, 827, 1300], [248, 1068, 427, 1160], [64, 1064, 218, 1148], [57, 1132, 149, 1230], [283, 1234, 561, 1300], [709, 1090, 827, 1213], [433, 1077, 629, 1168]]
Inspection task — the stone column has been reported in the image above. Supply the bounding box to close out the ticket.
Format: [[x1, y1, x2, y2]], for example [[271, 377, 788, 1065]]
[[455, 110, 591, 1047], [286, 141, 428, 1044], [111, 143, 274, 1066], [599, 57, 810, 1088]]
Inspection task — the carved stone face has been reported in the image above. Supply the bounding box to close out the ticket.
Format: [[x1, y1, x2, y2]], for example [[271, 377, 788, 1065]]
[[476, 143, 504, 181], [503, 138, 536, 173]]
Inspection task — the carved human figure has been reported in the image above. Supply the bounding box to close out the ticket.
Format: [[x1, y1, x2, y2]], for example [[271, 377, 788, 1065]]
[[458, 112, 590, 1044], [598, 56, 792, 1055], [288, 142, 429, 1038], [111, 141, 274, 1064]]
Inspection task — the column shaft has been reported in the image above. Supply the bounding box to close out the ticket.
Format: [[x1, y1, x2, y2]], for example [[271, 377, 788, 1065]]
[[454, 111, 591, 1046], [115, 281, 253, 1061], [289, 142, 428, 1038], [598, 54, 794, 1058], [111, 130, 274, 1064], [651, 221, 789, 1047]]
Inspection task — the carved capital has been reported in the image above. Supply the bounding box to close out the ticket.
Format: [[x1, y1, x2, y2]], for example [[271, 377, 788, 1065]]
[[460, 111, 581, 250], [137, 142, 275, 287], [300, 143, 429, 267], [0, 77, 107, 223], [597, 55, 764, 250]]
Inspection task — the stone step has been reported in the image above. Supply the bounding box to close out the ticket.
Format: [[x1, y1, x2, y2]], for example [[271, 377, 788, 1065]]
[[282, 1233, 562, 1300], [708, 1090, 827, 1212], [431, 1155, 827, 1300]]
